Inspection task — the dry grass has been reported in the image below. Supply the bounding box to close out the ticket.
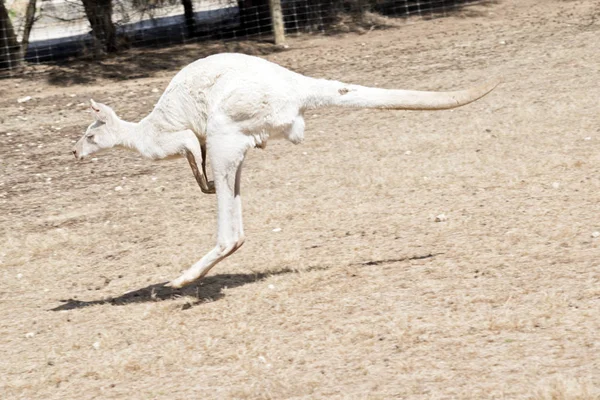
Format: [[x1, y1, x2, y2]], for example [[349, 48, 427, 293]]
[[532, 378, 600, 400], [1, 0, 599, 398]]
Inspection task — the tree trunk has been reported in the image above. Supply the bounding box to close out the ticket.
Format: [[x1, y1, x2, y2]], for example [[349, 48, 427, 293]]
[[268, 0, 285, 45], [0, 0, 21, 70], [181, 0, 195, 37], [81, 0, 117, 53], [20, 0, 37, 59]]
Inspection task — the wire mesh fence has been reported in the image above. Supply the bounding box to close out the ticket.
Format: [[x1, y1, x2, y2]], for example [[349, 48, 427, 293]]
[[1, 0, 486, 75]]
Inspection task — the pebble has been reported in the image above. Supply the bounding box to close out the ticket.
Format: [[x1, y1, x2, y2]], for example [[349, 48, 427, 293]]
[[435, 214, 448, 222]]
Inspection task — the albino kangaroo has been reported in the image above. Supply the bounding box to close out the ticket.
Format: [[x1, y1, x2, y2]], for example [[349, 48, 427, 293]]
[[72, 53, 499, 288]]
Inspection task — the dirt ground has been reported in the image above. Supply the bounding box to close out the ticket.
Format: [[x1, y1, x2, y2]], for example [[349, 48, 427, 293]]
[[1, 0, 599, 398]]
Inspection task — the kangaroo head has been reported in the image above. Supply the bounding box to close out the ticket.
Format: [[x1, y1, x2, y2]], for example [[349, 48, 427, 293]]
[[72, 100, 121, 160]]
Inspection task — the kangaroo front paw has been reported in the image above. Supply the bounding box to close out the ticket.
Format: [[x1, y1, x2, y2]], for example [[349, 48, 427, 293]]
[[201, 180, 215, 194], [206, 180, 215, 194]]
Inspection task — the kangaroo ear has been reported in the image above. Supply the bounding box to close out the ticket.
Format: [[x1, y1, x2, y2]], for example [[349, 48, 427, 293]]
[[90, 99, 115, 123]]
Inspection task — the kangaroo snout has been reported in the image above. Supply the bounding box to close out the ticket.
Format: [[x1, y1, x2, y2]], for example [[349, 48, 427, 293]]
[[72, 148, 83, 160]]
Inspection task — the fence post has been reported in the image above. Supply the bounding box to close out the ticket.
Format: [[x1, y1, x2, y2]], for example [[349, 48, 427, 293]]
[[269, 0, 285, 45]]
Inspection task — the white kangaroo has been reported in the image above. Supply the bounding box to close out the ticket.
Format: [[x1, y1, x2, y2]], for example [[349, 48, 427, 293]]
[[72, 53, 499, 288]]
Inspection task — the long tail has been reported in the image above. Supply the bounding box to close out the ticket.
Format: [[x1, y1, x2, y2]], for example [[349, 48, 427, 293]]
[[303, 77, 500, 111]]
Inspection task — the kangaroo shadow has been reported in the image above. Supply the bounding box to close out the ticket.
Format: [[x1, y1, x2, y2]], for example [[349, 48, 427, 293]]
[[51, 252, 439, 311], [51, 268, 296, 312]]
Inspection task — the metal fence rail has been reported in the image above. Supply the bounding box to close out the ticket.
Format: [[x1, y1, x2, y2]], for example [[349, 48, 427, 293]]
[[1, 0, 485, 74]]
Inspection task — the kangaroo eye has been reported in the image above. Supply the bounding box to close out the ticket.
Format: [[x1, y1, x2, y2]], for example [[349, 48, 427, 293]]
[[87, 135, 95, 142]]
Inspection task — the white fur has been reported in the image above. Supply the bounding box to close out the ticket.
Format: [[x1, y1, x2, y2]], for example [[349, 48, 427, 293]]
[[73, 53, 498, 288]]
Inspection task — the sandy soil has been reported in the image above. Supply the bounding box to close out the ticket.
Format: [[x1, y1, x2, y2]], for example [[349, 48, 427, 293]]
[[1, 0, 599, 398]]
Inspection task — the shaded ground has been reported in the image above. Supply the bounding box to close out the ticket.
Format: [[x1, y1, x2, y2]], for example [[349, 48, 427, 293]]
[[1, 0, 599, 398]]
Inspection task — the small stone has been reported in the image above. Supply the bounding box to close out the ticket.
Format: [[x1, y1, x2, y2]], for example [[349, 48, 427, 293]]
[[17, 96, 32, 103], [272, 228, 282, 232], [404, 150, 412, 155], [17, 273, 23, 279], [435, 214, 448, 222], [92, 341, 101, 350], [25, 332, 35, 338], [584, 137, 592, 141], [268, 284, 275, 289], [552, 182, 560, 189], [592, 231, 600, 238], [114, 186, 123, 191], [151, 88, 160, 93]]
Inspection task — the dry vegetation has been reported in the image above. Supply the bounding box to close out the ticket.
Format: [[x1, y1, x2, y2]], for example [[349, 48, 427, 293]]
[[1, 0, 599, 398]]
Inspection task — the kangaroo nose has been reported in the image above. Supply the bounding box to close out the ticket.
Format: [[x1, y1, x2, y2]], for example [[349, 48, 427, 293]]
[[72, 149, 78, 158]]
